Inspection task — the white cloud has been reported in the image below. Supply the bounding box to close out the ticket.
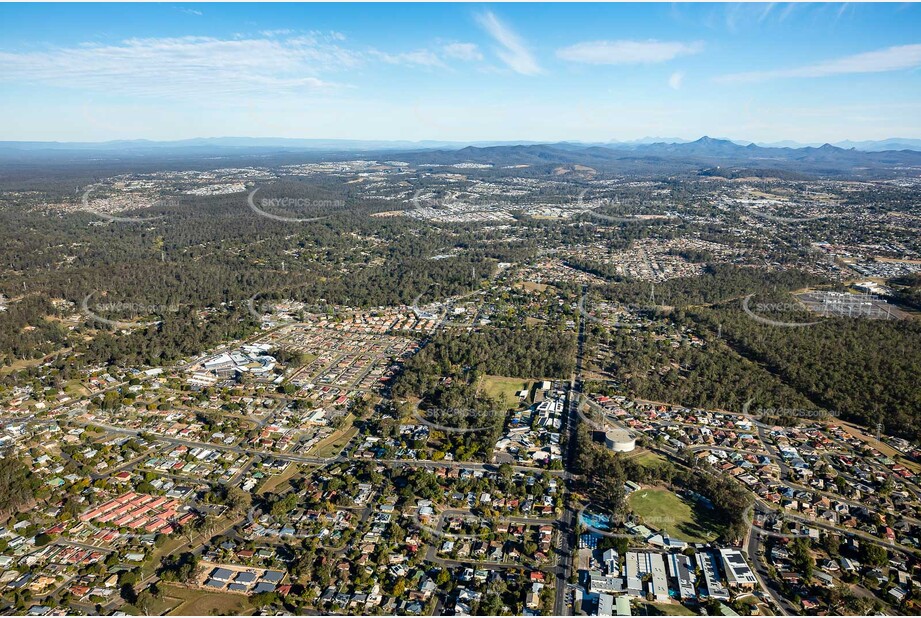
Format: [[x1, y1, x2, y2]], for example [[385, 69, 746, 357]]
[[372, 49, 444, 68], [556, 39, 704, 65], [179, 7, 202, 16], [259, 29, 293, 37], [443, 42, 483, 62], [717, 43, 921, 82], [0, 34, 463, 99], [669, 71, 685, 90], [0, 36, 359, 97], [475, 10, 541, 75]]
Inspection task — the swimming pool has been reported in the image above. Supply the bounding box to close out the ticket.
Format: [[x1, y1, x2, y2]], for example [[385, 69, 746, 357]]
[[581, 510, 612, 531]]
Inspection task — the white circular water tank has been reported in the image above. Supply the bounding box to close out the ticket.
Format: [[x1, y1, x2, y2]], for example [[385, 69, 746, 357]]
[[604, 429, 636, 452]]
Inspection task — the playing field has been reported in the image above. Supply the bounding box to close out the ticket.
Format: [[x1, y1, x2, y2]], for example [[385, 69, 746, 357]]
[[517, 281, 551, 293], [481, 375, 531, 408], [627, 488, 722, 543]]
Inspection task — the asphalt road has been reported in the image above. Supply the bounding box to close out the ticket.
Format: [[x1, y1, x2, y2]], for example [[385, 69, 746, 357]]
[[745, 509, 799, 616], [554, 285, 587, 616]]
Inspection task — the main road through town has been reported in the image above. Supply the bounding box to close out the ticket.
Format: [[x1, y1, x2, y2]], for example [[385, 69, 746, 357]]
[[554, 285, 588, 616]]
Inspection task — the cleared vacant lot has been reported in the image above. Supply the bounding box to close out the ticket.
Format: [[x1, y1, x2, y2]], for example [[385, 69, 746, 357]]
[[164, 585, 251, 616], [309, 413, 358, 458], [639, 601, 697, 616]]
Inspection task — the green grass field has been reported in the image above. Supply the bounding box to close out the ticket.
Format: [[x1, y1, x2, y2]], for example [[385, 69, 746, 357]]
[[123, 592, 183, 616], [640, 601, 697, 616], [258, 462, 300, 495], [625, 450, 665, 468], [628, 488, 723, 543], [517, 281, 552, 293], [481, 375, 531, 409], [164, 585, 251, 616], [309, 414, 358, 458], [141, 536, 189, 579]]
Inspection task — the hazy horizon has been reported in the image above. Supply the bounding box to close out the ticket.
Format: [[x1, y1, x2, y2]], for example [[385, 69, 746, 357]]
[[3, 135, 921, 149], [1, 3, 919, 143]]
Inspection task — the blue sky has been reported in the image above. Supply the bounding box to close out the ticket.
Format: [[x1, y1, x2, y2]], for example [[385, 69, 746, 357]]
[[0, 3, 919, 143]]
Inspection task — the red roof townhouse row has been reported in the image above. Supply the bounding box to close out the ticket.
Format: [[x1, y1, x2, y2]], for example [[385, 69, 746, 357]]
[[79, 492, 194, 534]]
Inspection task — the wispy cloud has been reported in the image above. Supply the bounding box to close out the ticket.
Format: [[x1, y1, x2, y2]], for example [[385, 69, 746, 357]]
[[178, 7, 202, 17], [557, 40, 703, 65], [778, 3, 799, 22], [702, 3, 803, 33], [0, 33, 477, 99], [0, 35, 357, 98], [443, 42, 483, 62], [833, 2, 855, 24], [716, 43, 921, 82], [669, 71, 685, 90], [371, 49, 444, 68], [758, 3, 777, 23], [475, 10, 541, 75], [259, 29, 293, 37]]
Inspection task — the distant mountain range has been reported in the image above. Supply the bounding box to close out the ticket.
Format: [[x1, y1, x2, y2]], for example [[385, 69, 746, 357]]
[[0, 137, 544, 154], [605, 137, 921, 151], [827, 138, 921, 152], [1, 136, 919, 178], [416, 136, 921, 163], [394, 137, 921, 175], [1, 135, 919, 153]]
